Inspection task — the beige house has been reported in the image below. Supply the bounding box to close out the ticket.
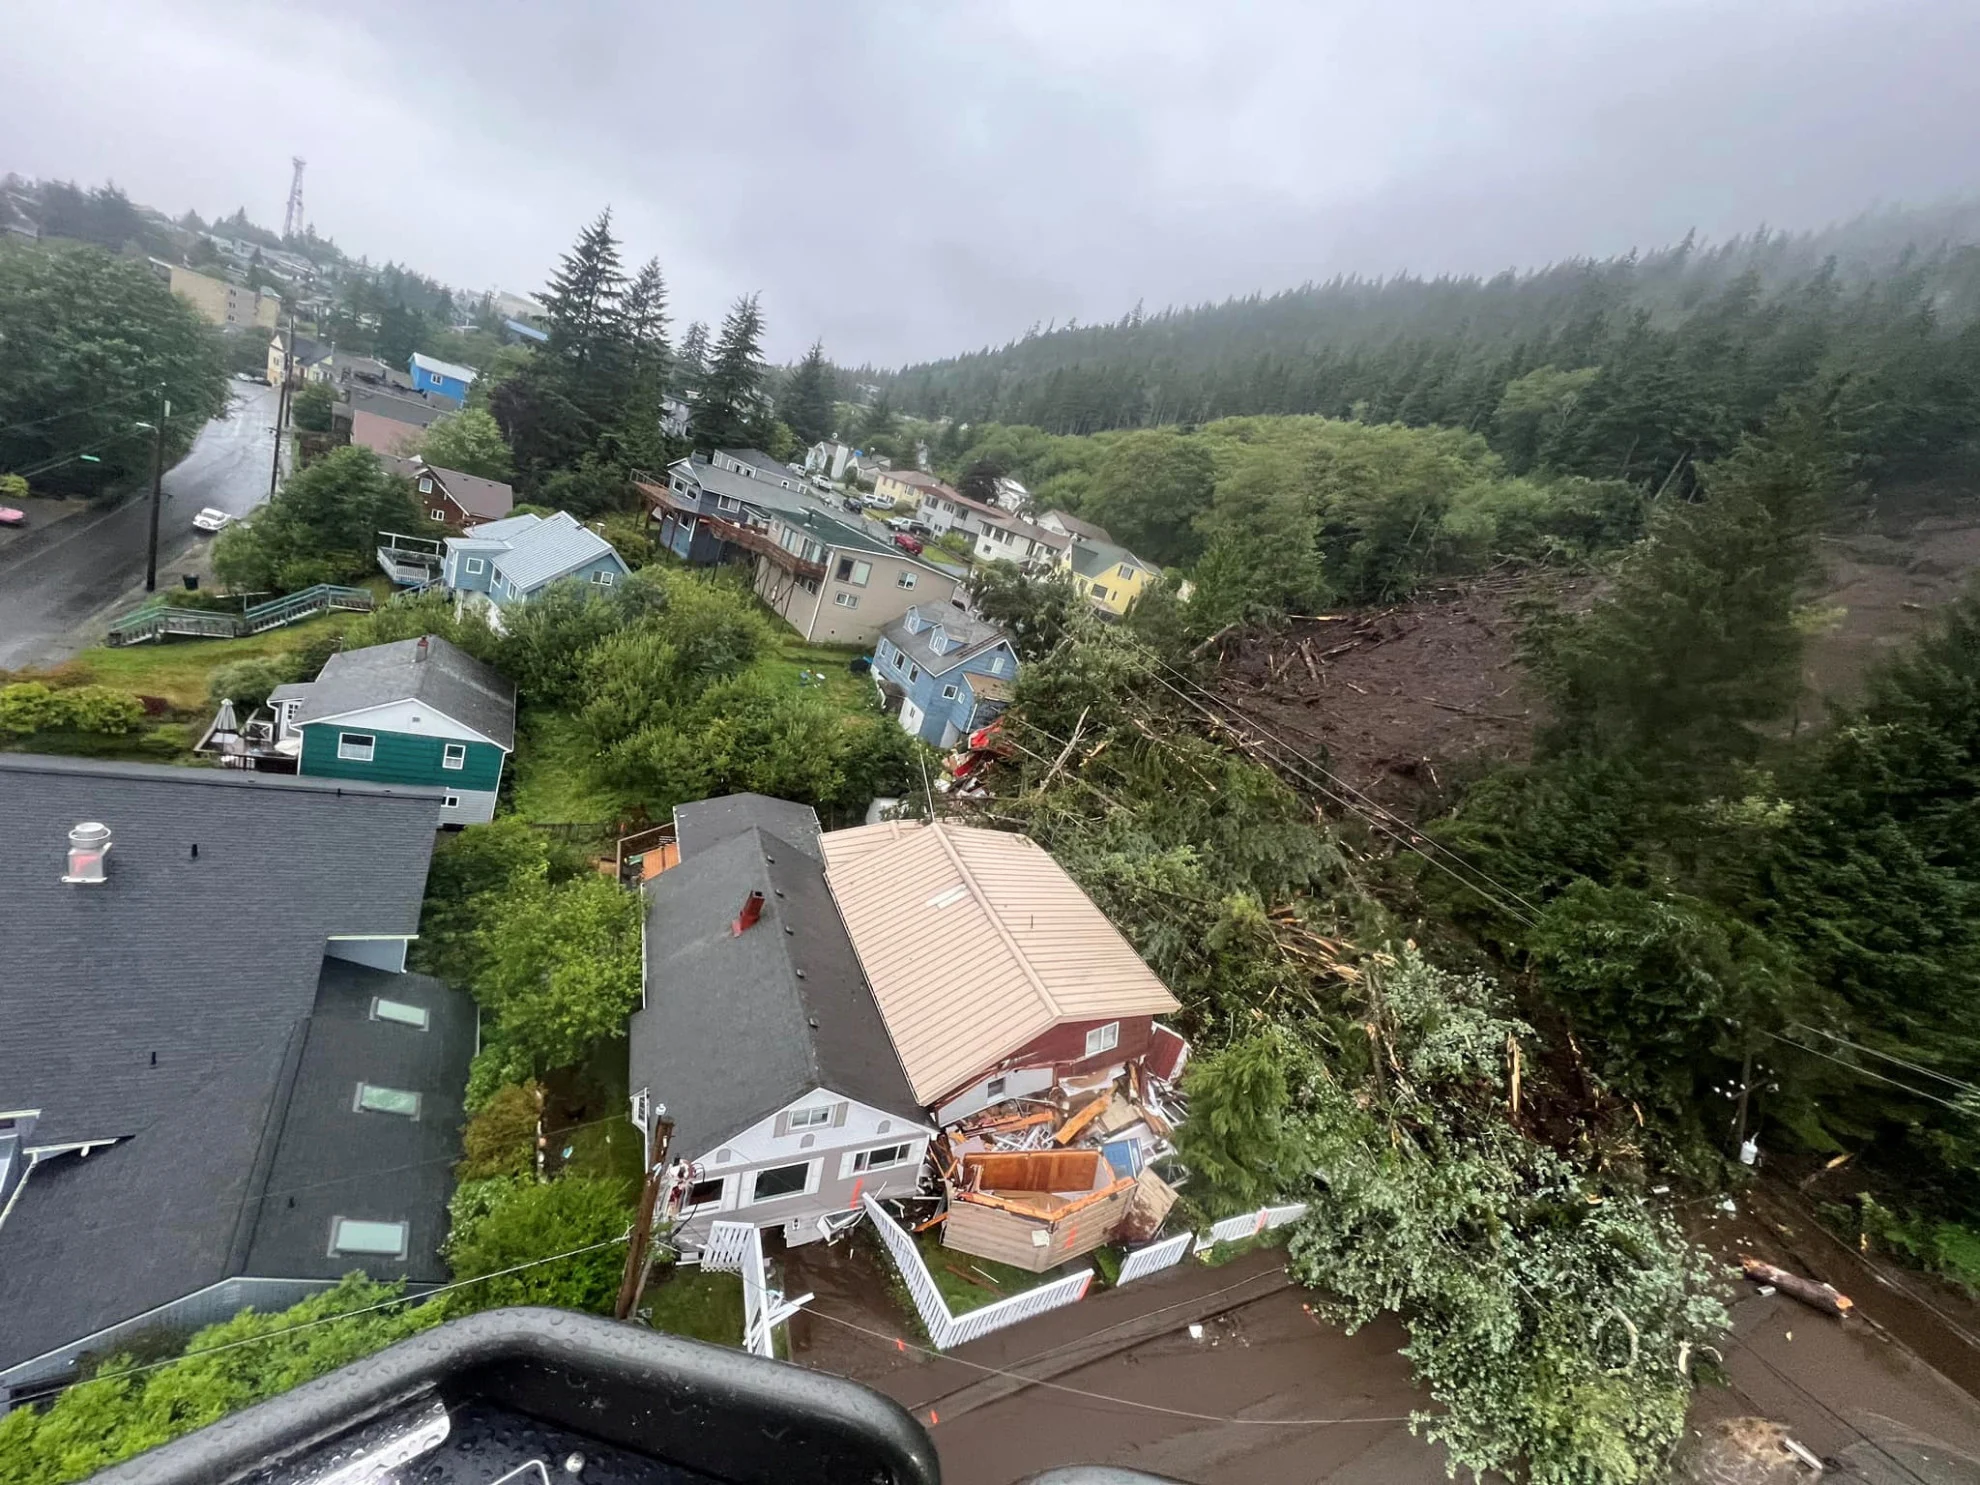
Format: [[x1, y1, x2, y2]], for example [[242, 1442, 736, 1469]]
[[746, 508, 963, 646], [151, 261, 279, 329]]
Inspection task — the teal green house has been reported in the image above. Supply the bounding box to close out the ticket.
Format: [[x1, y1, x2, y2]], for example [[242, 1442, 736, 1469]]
[[269, 635, 517, 825]]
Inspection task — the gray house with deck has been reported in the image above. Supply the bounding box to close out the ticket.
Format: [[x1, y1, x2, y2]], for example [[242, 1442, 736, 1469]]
[[628, 794, 931, 1251]]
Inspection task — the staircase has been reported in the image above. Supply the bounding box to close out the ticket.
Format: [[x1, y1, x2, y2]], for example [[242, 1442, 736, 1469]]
[[106, 585, 375, 646]]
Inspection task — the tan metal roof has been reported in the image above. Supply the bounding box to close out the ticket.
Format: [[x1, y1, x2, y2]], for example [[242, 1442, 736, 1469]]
[[819, 821, 1180, 1104]]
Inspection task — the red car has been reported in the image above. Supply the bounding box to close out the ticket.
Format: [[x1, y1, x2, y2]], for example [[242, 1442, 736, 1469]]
[[0, 507, 25, 528], [891, 531, 923, 555]]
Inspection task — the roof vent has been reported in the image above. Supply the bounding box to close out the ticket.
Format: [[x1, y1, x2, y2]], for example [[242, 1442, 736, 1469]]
[[64, 822, 112, 884], [415, 635, 431, 663], [732, 890, 765, 936]]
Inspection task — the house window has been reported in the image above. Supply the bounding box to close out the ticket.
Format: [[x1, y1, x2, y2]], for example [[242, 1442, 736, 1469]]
[[355, 1083, 421, 1117], [591, 570, 616, 586], [337, 732, 376, 762], [897, 571, 917, 589], [749, 1162, 812, 1203], [788, 1106, 833, 1131], [330, 1218, 408, 1258], [370, 997, 429, 1030], [428, 508, 447, 521], [418, 476, 434, 493], [941, 684, 959, 701], [1092, 587, 1110, 603], [718, 495, 741, 511], [1118, 563, 1135, 579], [986, 1076, 1008, 1098], [801, 577, 819, 594], [850, 1143, 915, 1174], [836, 557, 871, 586], [906, 663, 920, 682], [1084, 1021, 1121, 1057], [684, 1176, 725, 1209], [465, 557, 484, 574], [443, 794, 461, 810], [442, 742, 467, 770], [834, 592, 859, 609]]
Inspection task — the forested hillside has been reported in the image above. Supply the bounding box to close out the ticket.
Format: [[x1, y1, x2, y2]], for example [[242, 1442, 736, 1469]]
[[884, 204, 1980, 490]]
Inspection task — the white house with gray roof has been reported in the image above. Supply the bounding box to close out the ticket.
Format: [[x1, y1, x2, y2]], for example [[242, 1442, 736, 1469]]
[[439, 511, 629, 633]]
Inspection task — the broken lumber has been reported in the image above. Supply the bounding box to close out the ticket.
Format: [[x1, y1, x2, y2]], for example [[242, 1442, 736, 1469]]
[[1054, 1092, 1113, 1146], [1299, 639, 1321, 684], [1740, 1257, 1854, 1317]]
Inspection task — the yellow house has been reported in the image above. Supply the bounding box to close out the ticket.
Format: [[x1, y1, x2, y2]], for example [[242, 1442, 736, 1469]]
[[153, 261, 280, 330], [1062, 539, 1157, 618]]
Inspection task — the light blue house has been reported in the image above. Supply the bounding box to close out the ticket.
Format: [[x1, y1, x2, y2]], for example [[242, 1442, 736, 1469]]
[[409, 352, 476, 404], [441, 511, 630, 631], [872, 606, 1020, 747]]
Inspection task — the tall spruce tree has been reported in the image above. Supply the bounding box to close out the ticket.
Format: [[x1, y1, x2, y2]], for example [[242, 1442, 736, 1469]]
[[540, 209, 626, 387], [675, 320, 710, 393], [784, 340, 836, 447], [693, 294, 768, 452], [620, 257, 671, 388]]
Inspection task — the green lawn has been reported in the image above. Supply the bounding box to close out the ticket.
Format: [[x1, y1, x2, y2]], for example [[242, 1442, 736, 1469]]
[[761, 636, 879, 716], [31, 609, 354, 711], [643, 1265, 745, 1345], [507, 709, 632, 825], [548, 1038, 645, 1195]]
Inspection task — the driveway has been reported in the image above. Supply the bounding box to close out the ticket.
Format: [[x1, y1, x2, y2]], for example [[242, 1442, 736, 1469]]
[[0, 382, 279, 671]]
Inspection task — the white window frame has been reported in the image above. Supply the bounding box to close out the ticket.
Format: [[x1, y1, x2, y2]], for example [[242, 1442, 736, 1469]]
[[465, 557, 484, 575], [906, 662, 920, 682], [717, 495, 741, 512], [418, 476, 434, 493], [840, 1142, 917, 1178], [682, 1174, 728, 1211], [746, 1159, 818, 1206], [337, 732, 376, 762], [788, 1106, 833, 1131], [1084, 1021, 1121, 1057], [834, 592, 859, 609], [941, 683, 959, 701], [836, 557, 871, 587], [591, 570, 616, 587], [801, 577, 819, 593], [428, 507, 447, 521], [443, 793, 461, 810], [442, 742, 467, 770], [329, 1217, 408, 1258], [897, 570, 917, 589], [986, 1075, 1008, 1098]]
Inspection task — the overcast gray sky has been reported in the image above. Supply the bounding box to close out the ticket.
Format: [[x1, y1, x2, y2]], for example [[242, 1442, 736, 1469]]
[[8, 0, 1979, 366]]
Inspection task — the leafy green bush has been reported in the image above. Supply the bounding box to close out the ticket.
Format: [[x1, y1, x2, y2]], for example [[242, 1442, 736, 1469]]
[[207, 656, 302, 712], [0, 1277, 439, 1485], [475, 873, 643, 1076], [459, 1081, 542, 1180], [0, 682, 144, 736], [0, 472, 27, 500], [442, 1175, 632, 1314]]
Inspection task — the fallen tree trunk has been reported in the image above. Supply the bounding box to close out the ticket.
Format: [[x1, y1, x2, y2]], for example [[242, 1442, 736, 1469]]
[[1740, 1256, 1854, 1317]]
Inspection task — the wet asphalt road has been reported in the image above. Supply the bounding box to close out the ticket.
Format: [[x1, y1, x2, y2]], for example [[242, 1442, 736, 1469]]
[[0, 381, 280, 670]]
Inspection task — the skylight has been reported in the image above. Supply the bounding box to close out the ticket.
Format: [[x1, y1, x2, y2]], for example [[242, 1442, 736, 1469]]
[[927, 884, 970, 910], [370, 997, 429, 1030], [355, 1083, 421, 1117], [330, 1217, 408, 1257]]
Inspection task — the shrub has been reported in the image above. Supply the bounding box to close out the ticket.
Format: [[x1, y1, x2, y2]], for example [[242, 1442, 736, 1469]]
[[207, 656, 302, 712], [0, 682, 144, 736], [442, 1175, 633, 1315], [0, 681, 67, 735], [0, 472, 27, 500], [459, 1081, 543, 1181], [61, 686, 145, 734]]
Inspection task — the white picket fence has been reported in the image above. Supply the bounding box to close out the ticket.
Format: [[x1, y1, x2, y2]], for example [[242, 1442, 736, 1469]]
[[1196, 1202, 1310, 1250], [860, 1195, 1094, 1351], [1114, 1230, 1194, 1285], [702, 1220, 811, 1357]]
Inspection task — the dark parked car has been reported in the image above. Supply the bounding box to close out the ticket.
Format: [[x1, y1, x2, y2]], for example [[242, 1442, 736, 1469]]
[[891, 532, 924, 555], [843, 496, 866, 515]]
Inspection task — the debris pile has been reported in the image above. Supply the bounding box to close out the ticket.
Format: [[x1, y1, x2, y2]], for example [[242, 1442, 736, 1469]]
[[933, 1050, 1188, 1272]]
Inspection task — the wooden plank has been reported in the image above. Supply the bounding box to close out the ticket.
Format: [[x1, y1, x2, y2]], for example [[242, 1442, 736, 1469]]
[[965, 1149, 1102, 1193], [1054, 1093, 1113, 1146]]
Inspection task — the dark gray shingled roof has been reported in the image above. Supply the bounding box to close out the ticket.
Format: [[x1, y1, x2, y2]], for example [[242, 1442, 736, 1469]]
[[673, 793, 822, 862], [0, 755, 444, 1372], [878, 609, 1013, 679], [243, 962, 474, 1283], [293, 635, 517, 751], [629, 828, 922, 1158]]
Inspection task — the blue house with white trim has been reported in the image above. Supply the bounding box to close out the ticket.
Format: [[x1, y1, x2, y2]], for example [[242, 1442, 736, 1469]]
[[441, 511, 629, 631], [408, 353, 476, 405], [873, 607, 1020, 747]]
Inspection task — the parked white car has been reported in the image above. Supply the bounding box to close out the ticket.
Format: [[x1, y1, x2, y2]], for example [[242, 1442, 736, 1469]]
[[863, 493, 895, 509], [191, 507, 233, 533]]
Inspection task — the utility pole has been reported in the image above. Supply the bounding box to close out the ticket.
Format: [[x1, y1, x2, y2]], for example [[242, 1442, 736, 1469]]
[[1731, 1044, 1756, 1158], [268, 311, 295, 498], [144, 384, 168, 592], [615, 1113, 674, 1322]]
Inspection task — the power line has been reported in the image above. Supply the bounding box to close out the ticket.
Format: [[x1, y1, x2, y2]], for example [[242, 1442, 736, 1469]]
[[1759, 1029, 1978, 1118], [8, 1235, 630, 1409], [1788, 1024, 1980, 1098], [804, 1307, 1412, 1429], [0, 387, 152, 438]]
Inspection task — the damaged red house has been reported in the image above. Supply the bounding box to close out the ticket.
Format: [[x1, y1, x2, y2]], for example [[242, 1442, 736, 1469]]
[[820, 818, 1188, 1269]]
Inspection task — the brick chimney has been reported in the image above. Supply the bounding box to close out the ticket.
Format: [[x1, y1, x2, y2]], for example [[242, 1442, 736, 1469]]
[[732, 890, 765, 935]]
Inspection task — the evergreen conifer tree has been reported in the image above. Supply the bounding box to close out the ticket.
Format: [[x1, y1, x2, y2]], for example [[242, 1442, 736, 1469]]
[[541, 209, 626, 386], [692, 294, 768, 452], [784, 340, 836, 447]]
